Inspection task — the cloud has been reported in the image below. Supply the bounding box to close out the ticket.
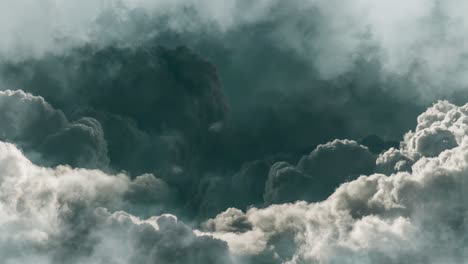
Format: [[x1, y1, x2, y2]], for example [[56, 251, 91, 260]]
[[0, 63, 467, 264], [0, 44, 234, 218], [0, 16, 432, 220], [0, 139, 229, 264], [203, 101, 468, 263], [230, 156, 292, 209], [377, 100, 463, 174], [203, 208, 252, 233], [2, 2, 468, 263], [190, 140, 377, 218], [0, 9, 450, 223], [0, 90, 109, 169], [264, 140, 376, 204], [297, 139, 376, 184], [89, 210, 232, 264], [263, 161, 316, 205], [191, 139, 376, 217], [0, 45, 227, 173], [2, 0, 468, 96]]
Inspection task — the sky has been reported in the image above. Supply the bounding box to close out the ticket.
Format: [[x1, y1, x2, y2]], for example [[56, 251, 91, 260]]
[[0, 1, 467, 263]]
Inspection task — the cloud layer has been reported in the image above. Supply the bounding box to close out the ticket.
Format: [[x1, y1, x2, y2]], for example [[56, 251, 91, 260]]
[[0, 139, 230, 264], [1, 2, 468, 263], [0, 95, 466, 264], [204, 101, 468, 263], [0, 90, 108, 169], [2, 0, 468, 96]]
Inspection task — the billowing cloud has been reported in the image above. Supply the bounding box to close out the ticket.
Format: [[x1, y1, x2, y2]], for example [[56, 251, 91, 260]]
[[377, 100, 464, 174], [0, 90, 108, 169], [191, 140, 376, 217], [264, 140, 375, 204], [1, 3, 468, 263], [203, 101, 468, 263], [0, 45, 227, 175], [0, 139, 229, 264], [297, 139, 376, 185], [0, 15, 435, 221], [0, 62, 467, 264]]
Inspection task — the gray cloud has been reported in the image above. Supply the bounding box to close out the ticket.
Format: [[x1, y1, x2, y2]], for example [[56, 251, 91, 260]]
[[264, 140, 375, 204], [0, 5, 459, 224], [0, 45, 227, 174], [203, 101, 468, 263], [2, 0, 468, 98], [0, 90, 109, 169], [0, 71, 467, 264], [297, 139, 376, 185], [1, 3, 468, 262]]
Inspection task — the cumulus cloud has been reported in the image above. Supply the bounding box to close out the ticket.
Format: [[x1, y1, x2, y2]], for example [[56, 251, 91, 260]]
[[264, 140, 375, 204], [377, 100, 465, 174], [263, 161, 317, 205], [297, 139, 376, 184], [0, 90, 109, 169], [203, 101, 468, 263], [189, 140, 376, 217], [1, 3, 459, 224], [0, 44, 235, 218], [1, 69, 467, 264], [0, 139, 229, 264], [229, 155, 295, 209], [0, 45, 227, 173], [0, 12, 434, 220], [3, 2, 468, 263]]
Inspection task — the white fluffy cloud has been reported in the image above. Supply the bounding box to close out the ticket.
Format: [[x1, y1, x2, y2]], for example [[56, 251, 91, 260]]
[[0, 139, 229, 264], [204, 101, 468, 263], [377, 100, 466, 174]]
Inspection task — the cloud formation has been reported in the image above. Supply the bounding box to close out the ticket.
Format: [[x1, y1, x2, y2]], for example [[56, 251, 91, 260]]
[[1, 3, 468, 262], [0, 83, 466, 264], [0, 45, 227, 174], [0, 90, 109, 169], [204, 101, 468, 263], [0, 139, 229, 264], [264, 140, 375, 204], [2, 0, 468, 96]]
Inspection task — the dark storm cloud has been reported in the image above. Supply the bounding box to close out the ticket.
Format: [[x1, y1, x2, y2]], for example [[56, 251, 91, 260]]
[[203, 101, 468, 264], [0, 44, 234, 219], [0, 18, 430, 221], [297, 139, 375, 183], [0, 45, 227, 174], [230, 155, 295, 209], [263, 162, 316, 205], [4, 0, 466, 227], [264, 140, 376, 204], [2, 0, 468, 97], [0, 101, 466, 264], [187, 33, 426, 168], [191, 140, 375, 218], [0, 90, 109, 169], [1, 2, 468, 263], [0, 40, 420, 223]]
